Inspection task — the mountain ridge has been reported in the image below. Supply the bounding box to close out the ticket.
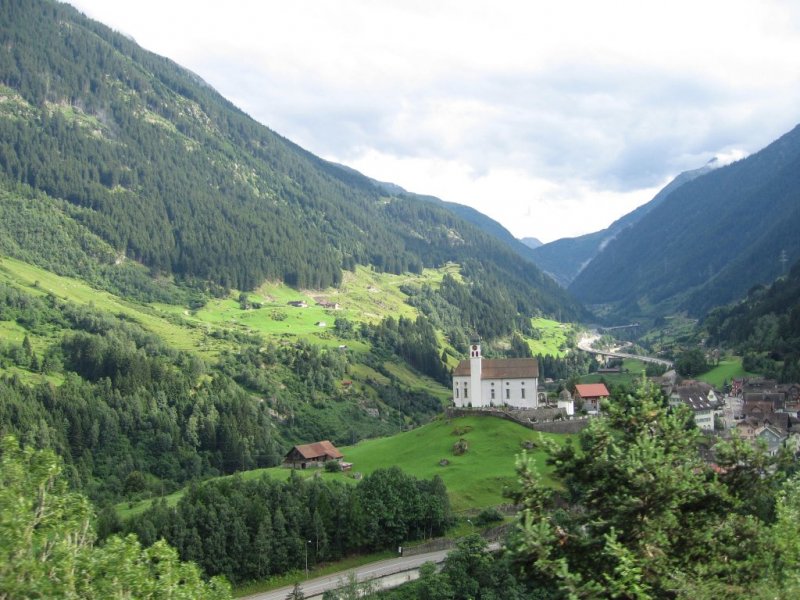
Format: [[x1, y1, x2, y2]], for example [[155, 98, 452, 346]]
[[528, 159, 720, 286], [0, 0, 586, 326], [568, 123, 800, 320]]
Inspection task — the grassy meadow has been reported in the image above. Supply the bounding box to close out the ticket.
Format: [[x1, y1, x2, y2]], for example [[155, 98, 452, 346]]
[[117, 415, 571, 518], [528, 317, 573, 357], [0, 256, 222, 358], [0, 257, 454, 384], [579, 358, 649, 387], [698, 357, 755, 388], [340, 414, 568, 512]]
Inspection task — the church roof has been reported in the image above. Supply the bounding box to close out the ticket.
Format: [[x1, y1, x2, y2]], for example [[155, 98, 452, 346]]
[[453, 357, 538, 379]]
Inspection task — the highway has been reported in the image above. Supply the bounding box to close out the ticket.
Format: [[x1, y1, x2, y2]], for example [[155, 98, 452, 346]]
[[578, 332, 673, 368], [242, 542, 500, 600], [241, 548, 450, 600]]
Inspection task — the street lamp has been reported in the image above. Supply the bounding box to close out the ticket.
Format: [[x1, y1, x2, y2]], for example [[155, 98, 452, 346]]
[[305, 539, 311, 578]]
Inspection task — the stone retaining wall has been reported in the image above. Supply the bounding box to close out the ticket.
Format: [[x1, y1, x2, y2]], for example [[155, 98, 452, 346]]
[[445, 407, 590, 434]]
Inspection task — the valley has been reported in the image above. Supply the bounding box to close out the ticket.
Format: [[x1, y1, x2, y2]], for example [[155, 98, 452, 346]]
[[2, 1, 800, 599]]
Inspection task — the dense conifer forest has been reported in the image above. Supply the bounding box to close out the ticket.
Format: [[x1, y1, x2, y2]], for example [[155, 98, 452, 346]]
[[569, 124, 800, 321], [122, 467, 452, 584], [704, 259, 800, 382], [0, 0, 583, 326]]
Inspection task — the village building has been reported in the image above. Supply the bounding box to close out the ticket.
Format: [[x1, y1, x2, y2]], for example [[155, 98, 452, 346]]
[[452, 343, 539, 408], [283, 440, 344, 469], [574, 383, 610, 415], [757, 425, 787, 456], [731, 380, 800, 454], [557, 388, 575, 417], [669, 381, 722, 431], [680, 395, 719, 431]]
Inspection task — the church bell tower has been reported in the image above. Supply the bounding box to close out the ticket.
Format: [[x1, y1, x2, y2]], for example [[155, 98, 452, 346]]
[[469, 343, 482, 405]]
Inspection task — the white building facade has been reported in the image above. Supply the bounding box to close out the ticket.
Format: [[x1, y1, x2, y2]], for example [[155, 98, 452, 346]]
[[452, 344, 539, 409], [668, 383, 721, 431]]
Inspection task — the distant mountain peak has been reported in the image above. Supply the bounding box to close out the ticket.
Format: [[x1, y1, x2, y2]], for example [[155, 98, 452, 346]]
[[527, 158, 719, 287], [519, 237, 543, 249]]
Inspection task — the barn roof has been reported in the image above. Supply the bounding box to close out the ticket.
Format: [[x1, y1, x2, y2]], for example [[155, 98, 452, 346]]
[[289, 440, 343, 460], [453, 358, 538, 379], [575, 383, 610, 399]]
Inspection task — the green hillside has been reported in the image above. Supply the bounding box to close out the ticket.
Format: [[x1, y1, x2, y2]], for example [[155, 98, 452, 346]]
[[118, 415, 570, 517], [0, 254, 463, 502], [0, 0, 585, 334], [0, 3, 590, 503], [342, 415, 567, 511], [703, 258, 800, 382]]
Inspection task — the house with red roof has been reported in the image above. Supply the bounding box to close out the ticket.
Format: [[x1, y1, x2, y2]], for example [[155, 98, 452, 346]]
[[283, 440, 344, 469], [452, 343, 539, 408], [574, 383, 610, 414]]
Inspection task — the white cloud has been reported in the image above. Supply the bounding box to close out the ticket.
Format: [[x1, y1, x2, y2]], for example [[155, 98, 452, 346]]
[[67, 0, 800, 242]]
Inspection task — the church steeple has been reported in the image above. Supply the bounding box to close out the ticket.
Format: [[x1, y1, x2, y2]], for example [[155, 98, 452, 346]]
[[469, 342, 482, 404]]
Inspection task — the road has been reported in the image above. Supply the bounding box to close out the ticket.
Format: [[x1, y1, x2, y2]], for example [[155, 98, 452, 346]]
[[241, 548, 451, 600], [242, 542, 501, 600], [578, 332, 673, 368]]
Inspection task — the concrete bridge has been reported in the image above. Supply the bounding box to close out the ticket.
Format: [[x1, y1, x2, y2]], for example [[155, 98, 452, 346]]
[[578, 332, 673, 368]]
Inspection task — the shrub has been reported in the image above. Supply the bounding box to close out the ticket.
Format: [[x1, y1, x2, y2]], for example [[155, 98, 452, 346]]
[[452, 438, 469, 456], [451, 426, 473, 436], [474, 507, 504, 527], [324, 460, 342, 472]]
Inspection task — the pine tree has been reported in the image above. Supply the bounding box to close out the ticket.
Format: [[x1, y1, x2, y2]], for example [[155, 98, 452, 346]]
[[505, 378, 781, 598]]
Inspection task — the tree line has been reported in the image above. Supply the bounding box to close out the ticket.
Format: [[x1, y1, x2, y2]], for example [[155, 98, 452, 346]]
[[119, 467, 452, 584]]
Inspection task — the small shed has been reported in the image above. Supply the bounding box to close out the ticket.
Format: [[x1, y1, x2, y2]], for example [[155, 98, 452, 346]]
[[558, 388, 575, 417], [284, 440, 343, 469]]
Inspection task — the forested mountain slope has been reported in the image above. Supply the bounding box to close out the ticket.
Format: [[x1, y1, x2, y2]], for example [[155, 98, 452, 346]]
[[704, 259, 800, 382], [0, 0, 595, 510], [0, 0, 583, 325], [569, 124, 800, 320], [529, 160, 717, 287]]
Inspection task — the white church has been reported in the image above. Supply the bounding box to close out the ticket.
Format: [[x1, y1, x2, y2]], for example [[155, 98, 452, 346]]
[[452, 343, 539, 409]]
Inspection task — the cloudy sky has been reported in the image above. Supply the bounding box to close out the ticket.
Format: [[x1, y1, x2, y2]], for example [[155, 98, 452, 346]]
[[68, 0, 800, 243]]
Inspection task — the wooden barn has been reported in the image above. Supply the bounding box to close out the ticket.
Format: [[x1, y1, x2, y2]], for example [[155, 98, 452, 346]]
[[283, 440, 343, 469]]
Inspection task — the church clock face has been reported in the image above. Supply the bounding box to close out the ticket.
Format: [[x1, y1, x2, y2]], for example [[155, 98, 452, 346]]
[[472, 344, 478, 351]]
